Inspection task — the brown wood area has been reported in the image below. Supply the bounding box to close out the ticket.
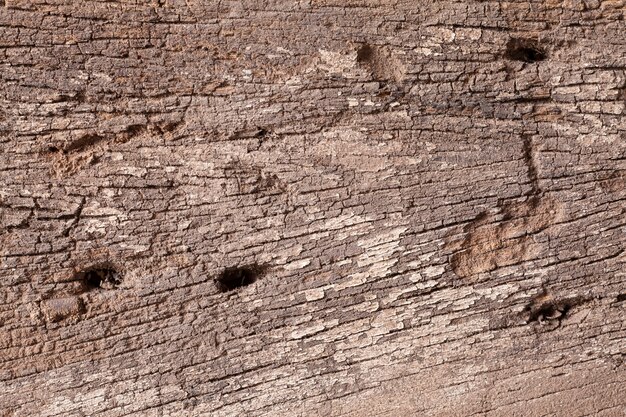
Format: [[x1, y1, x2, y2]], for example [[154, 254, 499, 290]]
[[1, 1, 625, 416]]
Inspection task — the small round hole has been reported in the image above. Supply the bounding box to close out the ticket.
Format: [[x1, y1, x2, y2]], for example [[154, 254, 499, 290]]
[[77, 266, 122, 290], [216, 265, 266, 292]]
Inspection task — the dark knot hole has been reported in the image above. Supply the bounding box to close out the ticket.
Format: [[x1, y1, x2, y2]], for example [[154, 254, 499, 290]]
[[504, 38, 546, 63], [216, 264, 267, 292], [77, 266, 122, 290], [356, 44, 374, 63]]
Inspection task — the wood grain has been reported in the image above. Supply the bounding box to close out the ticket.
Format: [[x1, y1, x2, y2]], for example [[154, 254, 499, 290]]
[[1, 1, 625, 416]]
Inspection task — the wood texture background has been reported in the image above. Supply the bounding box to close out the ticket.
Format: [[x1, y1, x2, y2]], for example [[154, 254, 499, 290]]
[[1, 1, 625, 416]]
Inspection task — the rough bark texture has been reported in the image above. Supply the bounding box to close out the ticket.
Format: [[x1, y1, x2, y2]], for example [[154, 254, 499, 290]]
[[1, 1, 625, 416]]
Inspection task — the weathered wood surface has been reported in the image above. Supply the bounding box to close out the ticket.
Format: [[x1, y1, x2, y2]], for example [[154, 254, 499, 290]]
[[1, 1, 625, 416]]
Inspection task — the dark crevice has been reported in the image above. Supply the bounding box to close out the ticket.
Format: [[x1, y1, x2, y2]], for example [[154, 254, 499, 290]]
[[231, 127, 271, 140], [504, 38, 546, 63], [254, 128, 269, 138], [62, 197, 85, 237], [216, 264, 267, 292], [356, 44, 374, 63], [121, 124, 146, 140], [525, 297, 570, 324], [619, 83, 626, 102], [499, 95, 552, 104], [77, 265, 123, 290], [522, 134, 540, 195], [523, 290, 591, 327]]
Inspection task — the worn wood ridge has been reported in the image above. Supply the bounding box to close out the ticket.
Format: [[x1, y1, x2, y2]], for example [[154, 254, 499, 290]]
[[1, 1, 625, 416]]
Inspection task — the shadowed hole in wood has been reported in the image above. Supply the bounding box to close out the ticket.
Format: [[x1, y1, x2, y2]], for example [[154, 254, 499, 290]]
[[77, 266, 122, 290], [216, 264, 267, 292], [356, 44, 374, 63], [125, 124, 145, 138], [524, 290, 570, 324], [504, 38, 546, 63], [254, 128, 268, 138], [526, 301, 570, 323], [617, 294, 626, 302]]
